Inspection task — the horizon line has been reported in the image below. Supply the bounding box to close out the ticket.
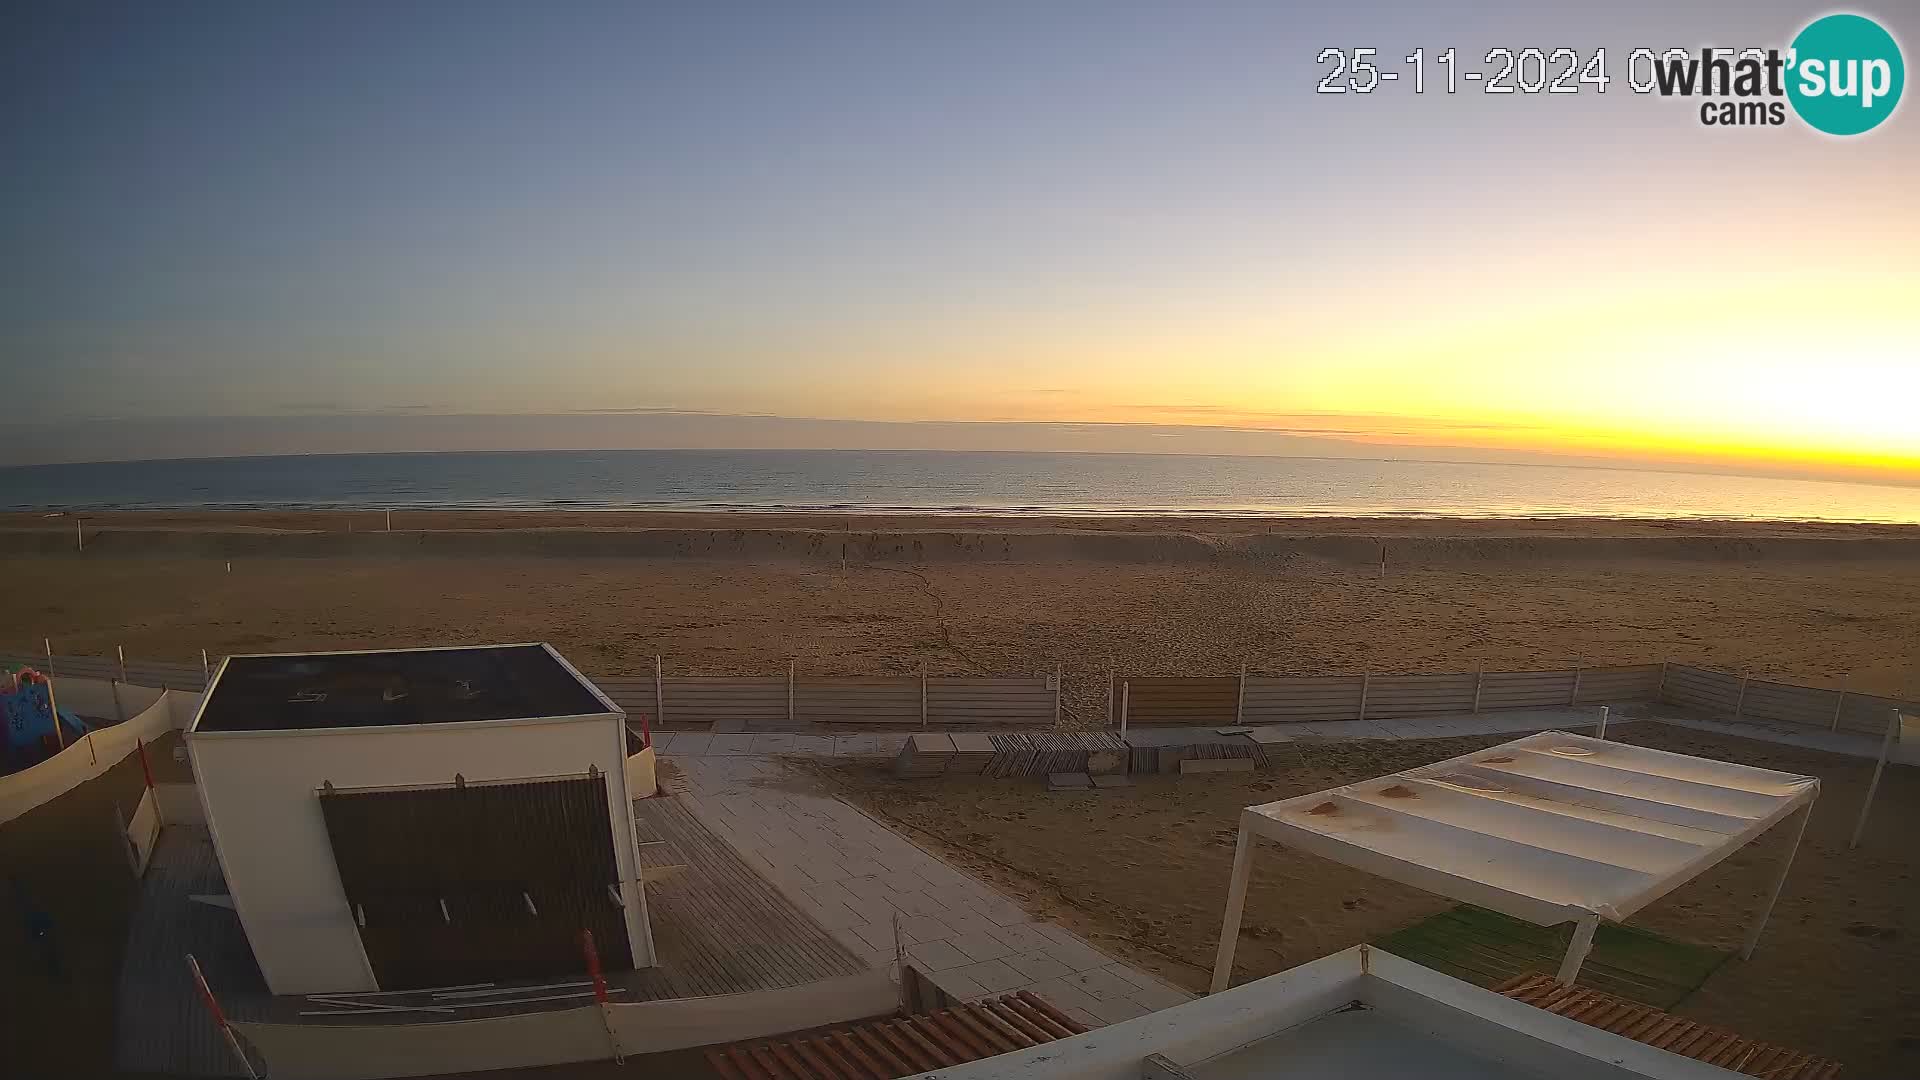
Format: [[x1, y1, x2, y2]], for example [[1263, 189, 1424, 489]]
[[8, 443, 1920, 494]]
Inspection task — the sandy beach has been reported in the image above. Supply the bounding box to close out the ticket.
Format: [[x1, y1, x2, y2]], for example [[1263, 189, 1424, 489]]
[[4, 512, 1920, 710]]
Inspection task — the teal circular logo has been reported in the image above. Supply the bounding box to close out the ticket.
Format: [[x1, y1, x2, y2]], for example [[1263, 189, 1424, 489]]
[[1787, 14, 1905, 135]]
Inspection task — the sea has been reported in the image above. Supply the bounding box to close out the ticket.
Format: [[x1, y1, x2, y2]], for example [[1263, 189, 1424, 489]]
[[3, 450, 1920, 523]]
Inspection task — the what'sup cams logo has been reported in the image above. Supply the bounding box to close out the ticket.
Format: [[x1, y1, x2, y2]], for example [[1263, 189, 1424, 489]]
[[1646, 12, 1904, 133]]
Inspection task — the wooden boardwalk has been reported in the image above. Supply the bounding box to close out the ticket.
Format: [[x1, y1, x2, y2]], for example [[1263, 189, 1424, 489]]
[[622, 794, 867, 1000], [113, 825, 267, 1077]]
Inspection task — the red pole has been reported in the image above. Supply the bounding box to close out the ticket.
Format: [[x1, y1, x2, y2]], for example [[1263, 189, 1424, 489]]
[[639, 710, 652, 750], [187, 954, 259, 1078], [137, 737, 156, 790], [581, 929, 609, 1004]]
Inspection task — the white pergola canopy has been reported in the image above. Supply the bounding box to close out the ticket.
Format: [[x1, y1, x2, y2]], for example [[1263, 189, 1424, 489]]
[[1212, 731, 1819, 991]]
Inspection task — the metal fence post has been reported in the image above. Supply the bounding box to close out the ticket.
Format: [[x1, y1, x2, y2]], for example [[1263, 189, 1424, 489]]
[[118, 645, 128, 683], [1569, 664, 1582, 705], [1734, 669, 1750, 721], [44, 669, 66, 751], [1236, 661, 1247, 725], [1053, 662, 1063, 727], [1657, 658, 1670, 700], [1851, 711, 1900, 849], [787, 660, 796, 724], [1120, 680, 1130, 738], [919, 662, 928, 730], [1357, 673, 1370, 722], [1830, 686, 1847, 732], [652, 655, 665, 729]]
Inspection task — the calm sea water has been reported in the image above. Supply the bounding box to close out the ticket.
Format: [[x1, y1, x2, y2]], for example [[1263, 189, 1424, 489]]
[[4, 450, 1920, 522]]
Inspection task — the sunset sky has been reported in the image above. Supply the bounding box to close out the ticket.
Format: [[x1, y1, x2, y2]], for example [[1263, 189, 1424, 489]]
[[2, 2, 1916, 478]]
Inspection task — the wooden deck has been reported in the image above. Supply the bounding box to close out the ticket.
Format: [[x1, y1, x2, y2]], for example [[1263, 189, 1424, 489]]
[[624, 794, 867, 999], [113, 825, 266, 1077]]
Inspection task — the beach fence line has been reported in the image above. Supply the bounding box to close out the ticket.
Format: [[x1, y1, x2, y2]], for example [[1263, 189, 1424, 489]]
[[1, 649, 211, 692], [1656, 664, 1913, 737], [7, 649, 1909, 742], [1110, 664, 1666, 729], [0, 650, 1064, 729], [594, 661, 1061, 728]]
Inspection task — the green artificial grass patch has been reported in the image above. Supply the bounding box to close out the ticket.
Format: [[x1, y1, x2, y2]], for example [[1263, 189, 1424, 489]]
[[1375, 905, 1728, 1009]]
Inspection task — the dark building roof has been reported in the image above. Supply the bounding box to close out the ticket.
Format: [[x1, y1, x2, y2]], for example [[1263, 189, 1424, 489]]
[[194, 645, 611, 733]]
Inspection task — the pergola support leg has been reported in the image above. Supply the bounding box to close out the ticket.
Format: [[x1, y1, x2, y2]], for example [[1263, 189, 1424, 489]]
[[1210, 825, 1254, 994], [1556, 914, 1600, 984], [1743, 800, 1813, 960]]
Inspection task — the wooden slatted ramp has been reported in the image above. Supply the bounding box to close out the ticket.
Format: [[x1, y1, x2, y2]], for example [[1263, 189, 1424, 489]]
[[1496, 973, 1842, 1079], [706, 990, 1089, 1079]]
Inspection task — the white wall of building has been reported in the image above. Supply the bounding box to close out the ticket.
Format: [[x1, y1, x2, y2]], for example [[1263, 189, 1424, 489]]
[[190, 711, 648, 996]]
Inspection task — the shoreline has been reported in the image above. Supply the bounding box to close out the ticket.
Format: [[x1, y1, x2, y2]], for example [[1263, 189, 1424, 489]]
[[7, 509, 1920, 567], [9, 508, 1920, 539]]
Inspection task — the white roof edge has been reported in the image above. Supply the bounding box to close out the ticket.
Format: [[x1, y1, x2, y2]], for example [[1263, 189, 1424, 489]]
[[184, 654, 233, 734], [209, 641, 550, 659], [1363, 949, 1751, 1078], [921, 946, 1743, 1078], [187, 641, 621, 737], [185, 709, 618, 740], [541, 641, 625, 717]]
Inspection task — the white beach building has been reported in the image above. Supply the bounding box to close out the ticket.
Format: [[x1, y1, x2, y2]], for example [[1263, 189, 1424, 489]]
[[186, 643, 651, 996]]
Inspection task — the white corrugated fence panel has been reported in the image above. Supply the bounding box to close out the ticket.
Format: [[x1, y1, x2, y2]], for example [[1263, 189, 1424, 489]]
[[795, 678, 921, 724], [925, 677, 1054, 725]]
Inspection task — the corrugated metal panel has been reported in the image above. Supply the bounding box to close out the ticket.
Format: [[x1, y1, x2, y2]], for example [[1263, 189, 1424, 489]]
[[796, 679, 921, 725], [925, 678, 1054, 726], [0, 651, 210, 690], [1571, 664, 1663, 703], [1121, 677, 1238, 726], [1473, 670, 1579, 709], [1658, 665, 1912, 736], [1833, 691, 1907, 737], [1495, 973, 1842, 1079], [1242, 675, 1367, 723], [706, 991, 1090, 1079], [1236, 667, 1660, 725]]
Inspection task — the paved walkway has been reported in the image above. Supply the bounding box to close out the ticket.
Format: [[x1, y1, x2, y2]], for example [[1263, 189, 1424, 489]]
[[671, 755, 1192, 1028]]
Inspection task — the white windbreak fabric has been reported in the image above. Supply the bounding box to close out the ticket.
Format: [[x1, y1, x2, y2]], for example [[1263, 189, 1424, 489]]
[[1242, 731, 1818, 925]]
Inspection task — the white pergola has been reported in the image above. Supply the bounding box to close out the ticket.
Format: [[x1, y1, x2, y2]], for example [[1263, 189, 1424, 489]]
[[1211, 730, 1819, 992]]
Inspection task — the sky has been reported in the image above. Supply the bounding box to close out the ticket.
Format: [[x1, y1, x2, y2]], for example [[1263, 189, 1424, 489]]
[[2, 2, 1916, 478]]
